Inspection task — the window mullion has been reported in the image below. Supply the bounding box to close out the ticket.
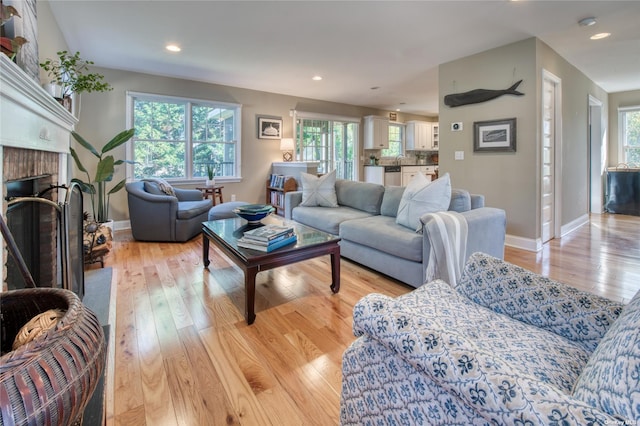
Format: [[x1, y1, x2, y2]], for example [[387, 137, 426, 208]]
[[186, 102, 193, 179]]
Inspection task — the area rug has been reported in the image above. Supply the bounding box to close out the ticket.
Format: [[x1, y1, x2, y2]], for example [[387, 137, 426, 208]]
[[82, 267, 112, 326], [80, 267, 113, 426]]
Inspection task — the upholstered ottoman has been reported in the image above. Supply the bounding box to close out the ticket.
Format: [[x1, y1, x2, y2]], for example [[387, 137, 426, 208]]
[[208, 201, 249, 221]]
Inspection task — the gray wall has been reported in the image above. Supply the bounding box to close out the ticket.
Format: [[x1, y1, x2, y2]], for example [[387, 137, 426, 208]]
[[438, 38, 538, 241], [537, 39, 609, 230], [37, 1, 68, 83], [439, 38, 610, 246]]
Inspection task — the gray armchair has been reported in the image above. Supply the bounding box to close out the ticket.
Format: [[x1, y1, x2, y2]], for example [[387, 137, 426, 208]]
[[125, 181, 211, 242]]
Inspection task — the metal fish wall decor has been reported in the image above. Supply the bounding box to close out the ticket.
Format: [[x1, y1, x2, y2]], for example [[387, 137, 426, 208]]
[[444, 80, 524, 107]]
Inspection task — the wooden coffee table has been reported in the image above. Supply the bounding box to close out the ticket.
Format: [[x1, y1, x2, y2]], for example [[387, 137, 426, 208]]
[[202, 215, 341, 324]]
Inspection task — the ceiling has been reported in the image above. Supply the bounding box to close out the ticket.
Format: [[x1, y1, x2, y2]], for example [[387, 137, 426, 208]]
[[46, 1, 640, 116]]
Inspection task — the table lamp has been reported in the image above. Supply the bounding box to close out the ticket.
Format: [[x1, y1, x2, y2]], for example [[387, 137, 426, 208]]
[[280, 138, 295, 162]]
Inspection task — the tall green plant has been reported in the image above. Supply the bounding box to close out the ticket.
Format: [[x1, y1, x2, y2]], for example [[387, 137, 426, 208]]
[[70, 129, 136, 223]]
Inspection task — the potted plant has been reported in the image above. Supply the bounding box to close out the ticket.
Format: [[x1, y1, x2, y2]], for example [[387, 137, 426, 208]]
[[70, 129, 136, 224], [205, 165, 216, 187], [40, 50, 112, 110]]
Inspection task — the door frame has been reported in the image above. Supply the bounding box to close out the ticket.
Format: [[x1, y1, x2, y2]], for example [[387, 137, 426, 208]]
[[588, 95, 605, 214], [541, 69, 563, 245]]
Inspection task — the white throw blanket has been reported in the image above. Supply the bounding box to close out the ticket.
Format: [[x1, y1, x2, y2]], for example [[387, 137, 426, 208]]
[[422, 211, 468, 286], [142, 177, 176, 197]]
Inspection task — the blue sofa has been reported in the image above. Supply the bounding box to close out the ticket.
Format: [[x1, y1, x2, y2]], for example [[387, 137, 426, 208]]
[[285, 179, 506, 288], [341, 253, 636, 425]]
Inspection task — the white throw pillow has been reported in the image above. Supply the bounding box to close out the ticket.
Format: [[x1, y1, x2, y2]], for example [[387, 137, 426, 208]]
[[300, 170, 338, 207], [396, 172, 452, 231]]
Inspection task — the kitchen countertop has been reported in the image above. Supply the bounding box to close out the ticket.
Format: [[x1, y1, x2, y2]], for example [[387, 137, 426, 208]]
[[365, 164, 438, 167]]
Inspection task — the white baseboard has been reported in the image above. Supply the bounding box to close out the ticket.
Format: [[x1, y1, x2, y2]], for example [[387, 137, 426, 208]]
[[113, 220, 131, 231], [560, 214, 589, 237], [505, 214, 590, 253], [505, 234, 542, 252]]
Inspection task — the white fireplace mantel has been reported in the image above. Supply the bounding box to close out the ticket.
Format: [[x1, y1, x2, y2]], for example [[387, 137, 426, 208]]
[[0, 54, 77, 153]]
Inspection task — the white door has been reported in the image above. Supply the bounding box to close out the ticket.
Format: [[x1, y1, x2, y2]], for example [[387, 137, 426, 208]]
[[541, 71, 561, 244]]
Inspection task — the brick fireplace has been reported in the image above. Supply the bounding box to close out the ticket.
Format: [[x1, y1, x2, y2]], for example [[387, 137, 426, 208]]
[[0, 54, 77, 292]]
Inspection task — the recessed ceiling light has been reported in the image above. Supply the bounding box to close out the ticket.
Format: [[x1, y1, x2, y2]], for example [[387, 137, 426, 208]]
[[590, 32, 611, 40], [396, 108, 400, 112], [312, 75, 323, 81], [578, 17, 597, 27], [166, 44, 181, 52]]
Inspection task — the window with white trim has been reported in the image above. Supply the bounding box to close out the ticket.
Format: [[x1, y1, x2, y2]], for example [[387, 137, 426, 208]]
[[620, 106, 640, 166], [294, 113, 359, 180], [381, 123, 404, 158], [126, 92, 242, 182]]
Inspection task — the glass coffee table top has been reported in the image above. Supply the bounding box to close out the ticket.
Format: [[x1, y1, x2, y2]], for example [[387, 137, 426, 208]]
[[202, 215, 339, 258]]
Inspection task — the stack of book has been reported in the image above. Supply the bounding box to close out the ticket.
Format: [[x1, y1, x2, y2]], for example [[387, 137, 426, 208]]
[[237, 224, 297, 252]]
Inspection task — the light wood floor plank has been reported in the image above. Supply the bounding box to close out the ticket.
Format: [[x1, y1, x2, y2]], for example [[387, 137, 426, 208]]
[[134, 267, 178, 425], [109, 213, 640, 425], [199, 326, 272, 425], [112, 268, 144, 417]]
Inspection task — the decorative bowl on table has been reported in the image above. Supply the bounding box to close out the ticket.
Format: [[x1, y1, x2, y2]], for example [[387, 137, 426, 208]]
[[233, 204, 275, 223]]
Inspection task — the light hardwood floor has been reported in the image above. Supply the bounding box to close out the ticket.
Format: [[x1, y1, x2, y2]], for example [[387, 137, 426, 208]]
[[104, 213, 640, 425]]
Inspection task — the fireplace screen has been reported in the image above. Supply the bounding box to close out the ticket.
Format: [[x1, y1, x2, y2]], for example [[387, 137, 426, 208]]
[[5, 180, 84, 298]]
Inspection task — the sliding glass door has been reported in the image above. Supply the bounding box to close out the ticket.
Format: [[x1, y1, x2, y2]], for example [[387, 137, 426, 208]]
[[295, 116, 358, 180]]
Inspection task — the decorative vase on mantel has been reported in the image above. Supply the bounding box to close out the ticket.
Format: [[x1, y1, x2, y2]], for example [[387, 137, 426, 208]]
[[42, 82, 74, 114]]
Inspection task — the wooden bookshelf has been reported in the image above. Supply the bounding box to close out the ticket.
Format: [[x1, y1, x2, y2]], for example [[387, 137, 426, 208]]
[[266, 176, 297, 216]]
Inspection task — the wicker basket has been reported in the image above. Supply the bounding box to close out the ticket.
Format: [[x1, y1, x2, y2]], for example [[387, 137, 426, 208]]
[[0, 288, 106, 426]]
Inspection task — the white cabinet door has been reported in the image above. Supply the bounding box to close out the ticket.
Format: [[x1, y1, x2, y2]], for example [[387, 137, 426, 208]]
[[363, 166, 384, 185], [402, 166, 433, 186], [432, 123, 439, 150], [406, 121, 433, 150], [364, 116, 389, 149]]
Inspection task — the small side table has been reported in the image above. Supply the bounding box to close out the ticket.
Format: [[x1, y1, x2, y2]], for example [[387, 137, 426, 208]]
[[197, 185, 224, 205]]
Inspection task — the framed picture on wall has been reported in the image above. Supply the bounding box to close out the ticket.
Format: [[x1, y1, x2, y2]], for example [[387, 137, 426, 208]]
[[473, 118, 516, 152], [257, 116, 282, 139]]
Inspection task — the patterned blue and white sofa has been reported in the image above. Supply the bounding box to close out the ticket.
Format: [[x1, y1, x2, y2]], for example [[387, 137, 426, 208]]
[[341, 252, 640, 425]]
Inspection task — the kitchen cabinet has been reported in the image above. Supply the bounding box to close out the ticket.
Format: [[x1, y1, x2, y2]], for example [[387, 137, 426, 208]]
[[406, 121, 438, 151], [364, 166, 384, 185], [364, 116, 389, 149], [402, 166, 435, 186], [432, 123, 439, 150]]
